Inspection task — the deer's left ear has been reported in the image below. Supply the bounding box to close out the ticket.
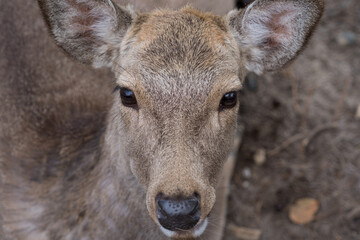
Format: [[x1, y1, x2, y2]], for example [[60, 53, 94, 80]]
[[227, 0, 324, 74]]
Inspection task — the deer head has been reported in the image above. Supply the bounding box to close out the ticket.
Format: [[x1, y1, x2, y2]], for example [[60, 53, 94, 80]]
[[38, 0, 323, 238]]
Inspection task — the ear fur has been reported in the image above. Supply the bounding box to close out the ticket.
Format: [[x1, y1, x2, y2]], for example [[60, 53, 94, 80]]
[[38, 0, 134, 68], [227, 0, 324, 74]]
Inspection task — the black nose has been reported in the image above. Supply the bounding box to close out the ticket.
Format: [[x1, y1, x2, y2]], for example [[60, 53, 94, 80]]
[[156, 193, 201, 231]]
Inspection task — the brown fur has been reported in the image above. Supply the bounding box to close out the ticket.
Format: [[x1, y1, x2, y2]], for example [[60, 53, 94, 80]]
[[0, 0, 323, 239]]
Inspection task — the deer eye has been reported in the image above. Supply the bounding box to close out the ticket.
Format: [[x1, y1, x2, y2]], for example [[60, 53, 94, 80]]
[[119, 87, 138, 109], [219, 91, 238, 111]]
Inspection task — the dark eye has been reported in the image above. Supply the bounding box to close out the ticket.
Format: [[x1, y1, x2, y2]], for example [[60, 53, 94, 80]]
[[219, 91, 238, 111], [119, 87, 138, 109]]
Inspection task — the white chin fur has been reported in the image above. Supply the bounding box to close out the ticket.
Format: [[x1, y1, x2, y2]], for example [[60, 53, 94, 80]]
[[193, 218, 208, 237], [159, 218, 208, 238], [159, 226, 176, 238]]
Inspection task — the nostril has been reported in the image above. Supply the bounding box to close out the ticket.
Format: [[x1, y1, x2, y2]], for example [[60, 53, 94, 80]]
[[155, 193, 201, 231], [158, 197, 199, 216]]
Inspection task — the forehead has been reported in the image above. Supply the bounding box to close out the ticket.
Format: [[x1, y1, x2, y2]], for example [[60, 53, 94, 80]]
[[119, 7, 240, 104]]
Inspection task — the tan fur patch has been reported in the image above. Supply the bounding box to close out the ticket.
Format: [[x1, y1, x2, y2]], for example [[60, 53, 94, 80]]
[[133, 7, 228, 48]]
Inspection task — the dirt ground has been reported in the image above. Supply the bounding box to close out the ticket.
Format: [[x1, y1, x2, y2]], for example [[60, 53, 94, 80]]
[[224, 0, 360, 239]]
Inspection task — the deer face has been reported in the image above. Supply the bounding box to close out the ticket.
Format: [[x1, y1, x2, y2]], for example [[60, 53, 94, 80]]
[[112, 9, 242, 237], [38, 0, 323, 238]]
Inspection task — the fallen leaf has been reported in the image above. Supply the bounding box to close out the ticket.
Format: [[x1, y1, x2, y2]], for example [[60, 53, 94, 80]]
[[228, 224, 261, 240], [289, 198, 320, 225], [254, 148, 266, 166]]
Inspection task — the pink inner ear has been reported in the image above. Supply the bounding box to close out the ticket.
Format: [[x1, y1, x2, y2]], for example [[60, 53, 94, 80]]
[[242, 2, 301, 50], [265, 6, 298, 47], [66, 0, 101, 33], [67, 0, 92, 13]]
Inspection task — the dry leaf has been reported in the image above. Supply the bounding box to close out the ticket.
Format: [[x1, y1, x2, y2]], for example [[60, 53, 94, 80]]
[[228, 224, 261, 240], [289, 198, 320, 225], [254, 148, 266, 166]]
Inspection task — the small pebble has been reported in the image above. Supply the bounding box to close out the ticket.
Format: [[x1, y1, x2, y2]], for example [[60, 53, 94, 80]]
[[242, 167, 252, 179], [254, 148, 266, 166], [336, 31, 358, 46]]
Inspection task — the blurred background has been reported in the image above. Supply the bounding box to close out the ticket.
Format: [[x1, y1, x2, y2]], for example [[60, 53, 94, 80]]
[[1, 0, 359, 239], [228, 1, 360, 240]]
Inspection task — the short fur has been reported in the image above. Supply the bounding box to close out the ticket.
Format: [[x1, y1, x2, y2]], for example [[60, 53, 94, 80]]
[[0, 0, 323, 239]]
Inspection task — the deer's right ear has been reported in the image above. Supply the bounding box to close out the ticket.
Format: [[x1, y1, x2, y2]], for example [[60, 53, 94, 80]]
[[38, 0, 134, 68]]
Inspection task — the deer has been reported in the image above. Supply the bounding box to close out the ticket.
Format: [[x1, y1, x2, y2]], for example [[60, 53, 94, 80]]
[[0, 0, 323, 239]]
